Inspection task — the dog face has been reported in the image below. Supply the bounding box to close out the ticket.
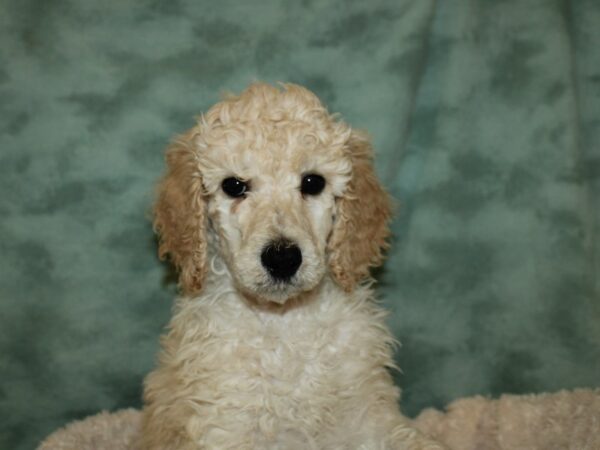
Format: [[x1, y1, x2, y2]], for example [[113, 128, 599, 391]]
[[153, 83, 391, 303], [198, 117, 352, 303]]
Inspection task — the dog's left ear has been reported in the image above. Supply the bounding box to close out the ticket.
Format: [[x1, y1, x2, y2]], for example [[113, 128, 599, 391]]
[[153, 129, 208, 296], [327, 130, 392, 291]]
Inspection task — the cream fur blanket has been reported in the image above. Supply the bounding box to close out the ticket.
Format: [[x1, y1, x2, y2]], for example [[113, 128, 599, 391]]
[[39, 389, 600, 450]]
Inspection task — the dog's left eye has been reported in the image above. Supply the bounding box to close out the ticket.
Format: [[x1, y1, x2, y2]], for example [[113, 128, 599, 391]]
[[222, 177, 249, 198], [300, 174, 326, 196]]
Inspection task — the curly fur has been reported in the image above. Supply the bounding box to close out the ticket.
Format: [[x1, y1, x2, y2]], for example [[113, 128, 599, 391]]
[[138, 83, 445, 450], [38, 389, 600, 450]]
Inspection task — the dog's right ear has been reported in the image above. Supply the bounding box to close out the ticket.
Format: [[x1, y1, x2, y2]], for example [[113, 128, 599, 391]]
[[153, 129, 207, 296]]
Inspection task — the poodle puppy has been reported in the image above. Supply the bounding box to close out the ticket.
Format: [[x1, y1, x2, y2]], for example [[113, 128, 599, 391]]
[[138, 83, 445, 450]]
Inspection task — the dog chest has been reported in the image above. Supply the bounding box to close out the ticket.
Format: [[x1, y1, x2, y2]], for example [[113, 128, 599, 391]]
[[156, 291, 397, 446]]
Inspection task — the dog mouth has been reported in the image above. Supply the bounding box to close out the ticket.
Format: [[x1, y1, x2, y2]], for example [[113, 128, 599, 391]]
[[252, 277, 325, 306], [253, 272, 303, 304]]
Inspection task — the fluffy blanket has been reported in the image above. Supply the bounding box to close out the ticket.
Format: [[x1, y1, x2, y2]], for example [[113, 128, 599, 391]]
[[39, 389, 600, 450]]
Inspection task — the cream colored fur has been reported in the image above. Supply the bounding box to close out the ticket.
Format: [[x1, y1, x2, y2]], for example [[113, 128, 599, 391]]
[[136, 83, 446, 450], [38, 389, 600, 450], [139, 263, 443, 449]]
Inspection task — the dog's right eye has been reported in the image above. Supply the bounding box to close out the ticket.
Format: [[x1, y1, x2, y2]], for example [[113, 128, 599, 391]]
[[222, 177, 249, 198]]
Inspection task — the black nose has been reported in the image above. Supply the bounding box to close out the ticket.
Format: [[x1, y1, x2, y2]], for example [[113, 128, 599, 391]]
[[260, 240, 302, 281]]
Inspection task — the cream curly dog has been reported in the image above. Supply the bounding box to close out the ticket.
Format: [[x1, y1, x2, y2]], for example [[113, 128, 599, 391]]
[[138, 83, 445, 450]]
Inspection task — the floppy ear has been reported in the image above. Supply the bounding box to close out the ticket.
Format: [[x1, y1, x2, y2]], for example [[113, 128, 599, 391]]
[[153, 129, 207, 296], [327, 130, 392, 291]]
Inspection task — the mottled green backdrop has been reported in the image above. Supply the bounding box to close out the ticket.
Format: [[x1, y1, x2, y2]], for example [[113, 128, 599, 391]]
[[1, 1, 599, 449]]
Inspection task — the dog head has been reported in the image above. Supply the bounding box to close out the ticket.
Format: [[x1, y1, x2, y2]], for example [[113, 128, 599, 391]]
[[153, 83, 390, 303]]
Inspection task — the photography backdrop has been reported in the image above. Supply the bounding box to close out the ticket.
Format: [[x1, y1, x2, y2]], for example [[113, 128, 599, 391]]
[[1, 1, 599, 449]]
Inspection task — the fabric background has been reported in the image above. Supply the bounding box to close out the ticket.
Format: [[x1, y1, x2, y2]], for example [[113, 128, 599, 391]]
[[0, 1, 598, 449]]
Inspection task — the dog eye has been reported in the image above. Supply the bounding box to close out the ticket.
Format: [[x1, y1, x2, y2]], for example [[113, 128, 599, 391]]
[[222, 177, 249, 198], [300, 174, 326, 196]]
